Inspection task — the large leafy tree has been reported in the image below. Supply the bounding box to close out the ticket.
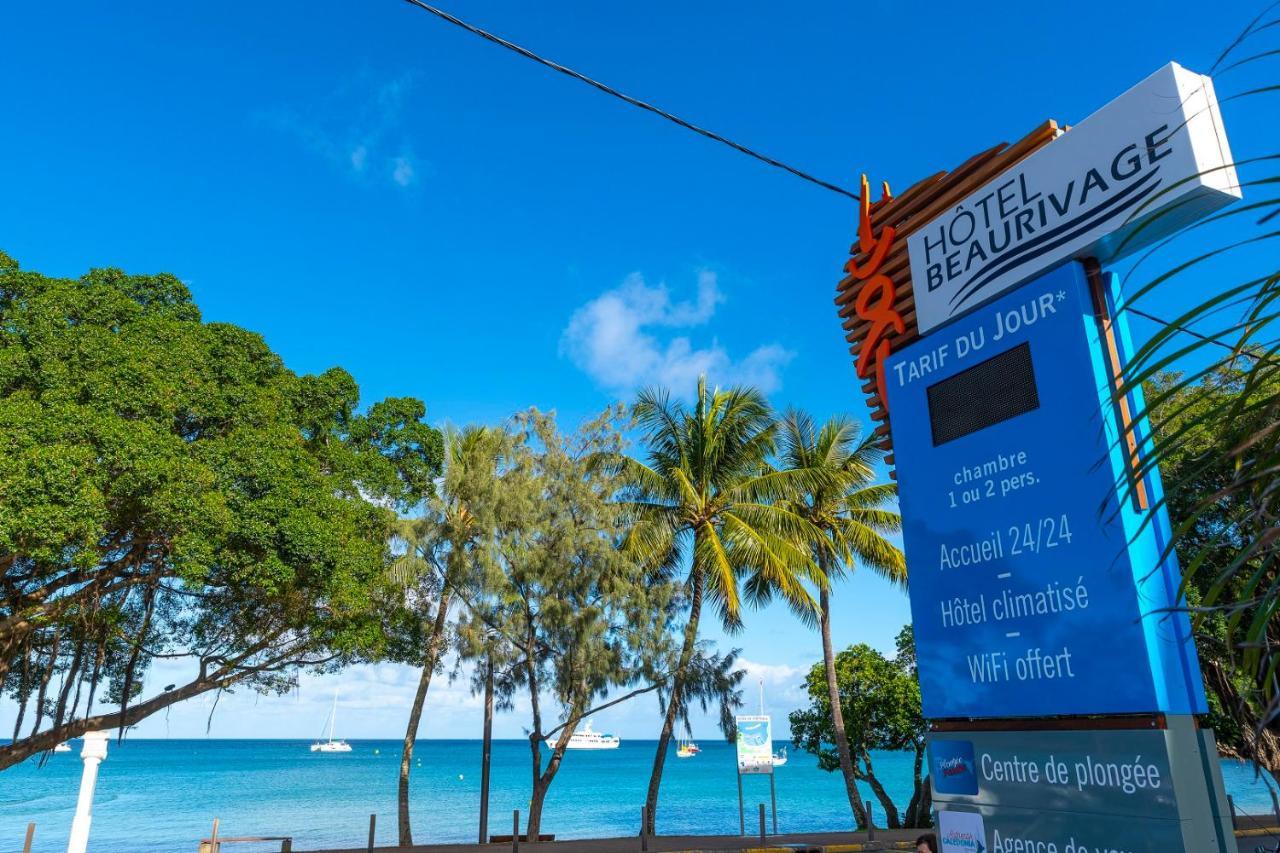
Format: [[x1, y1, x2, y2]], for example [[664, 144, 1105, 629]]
[[776, 411, 904, 828], [0, 253, 442, 769], [387, 426, 502, 846], [1146, 366, 1280, 784], [788, 627, 929, 829], [622, 378, 826, 834]]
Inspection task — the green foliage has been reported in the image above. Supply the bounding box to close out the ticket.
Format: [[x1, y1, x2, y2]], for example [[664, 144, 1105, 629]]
[[0, 254, 442, 768], [776, 409, 904, 589], [790, 641, 924, 768], [1147, 366, 1280, 778], [623, 378, 832, 832], [456, 407, 679, 837], [623, 378, 830, 631], [774, 409, 904, 828], [789, 630, 928, 828]]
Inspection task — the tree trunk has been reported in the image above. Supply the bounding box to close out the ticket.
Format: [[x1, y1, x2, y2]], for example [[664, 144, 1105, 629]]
[[526, 721, 575, 841], [860, 749, 900, 828], [478, 658, 494, 843], [524, 633, 546, 840], [1203, 656, 1280, 784], [526, 737, 549, 841], [916, 775, 934, 828], [643, 571, 704, 835], [903, 745, 931, 827], [820, 584, 869, 828], [397, 589, 452, 847]]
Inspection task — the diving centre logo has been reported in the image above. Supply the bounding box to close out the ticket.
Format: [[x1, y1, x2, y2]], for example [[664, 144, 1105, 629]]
[[929, 739, 979, 796]]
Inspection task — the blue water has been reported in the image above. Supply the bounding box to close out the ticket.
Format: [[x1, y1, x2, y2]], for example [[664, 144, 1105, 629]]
[[1, 739, 1276, 852]]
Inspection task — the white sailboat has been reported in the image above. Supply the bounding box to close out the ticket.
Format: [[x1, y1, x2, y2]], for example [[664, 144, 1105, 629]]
[[311, 691, 352, 753], [53, 742, 72, 753]]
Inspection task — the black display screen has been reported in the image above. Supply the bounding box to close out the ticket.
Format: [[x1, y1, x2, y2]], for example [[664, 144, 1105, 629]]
[[926, 342, 1040, 446]]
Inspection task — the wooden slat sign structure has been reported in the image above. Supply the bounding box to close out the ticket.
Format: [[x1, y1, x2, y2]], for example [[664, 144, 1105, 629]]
[[835, 120, 1061, 474]]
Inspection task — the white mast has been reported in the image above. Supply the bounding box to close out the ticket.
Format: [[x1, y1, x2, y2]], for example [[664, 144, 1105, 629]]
[[328, 691, 338, 743]]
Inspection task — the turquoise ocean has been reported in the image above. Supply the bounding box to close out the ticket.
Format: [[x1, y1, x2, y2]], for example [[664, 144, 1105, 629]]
[[2, 739, 1277, 852]]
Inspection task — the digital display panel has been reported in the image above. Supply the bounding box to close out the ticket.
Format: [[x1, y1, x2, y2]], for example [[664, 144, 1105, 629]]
[[927, 343, 1039, 446]]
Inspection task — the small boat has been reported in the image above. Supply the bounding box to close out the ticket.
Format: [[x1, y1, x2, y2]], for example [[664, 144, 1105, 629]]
[[547, 721, 619, 750], [311, 691, 352, 753], [53, 742, 72, 753], [676, 740, 700, 758]]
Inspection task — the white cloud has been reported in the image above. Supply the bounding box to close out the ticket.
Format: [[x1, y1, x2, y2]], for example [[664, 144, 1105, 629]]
[[737, 657, 808, 715], [738, 658, 802, 684], [350, 145, 368, 172], [391, 155, 416, 187], [560, 271, 794, 395], [263, 72, 422, 190]]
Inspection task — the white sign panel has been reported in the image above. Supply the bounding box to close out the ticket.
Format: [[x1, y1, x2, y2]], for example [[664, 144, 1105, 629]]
[[734, 715, 773, 775], [938, 809, 988, 853], [908, 62, 1240, 335]]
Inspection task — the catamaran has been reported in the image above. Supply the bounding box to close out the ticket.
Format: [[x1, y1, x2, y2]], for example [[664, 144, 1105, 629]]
[[547, 721, 619, 750], [311, 691, 352, 753]]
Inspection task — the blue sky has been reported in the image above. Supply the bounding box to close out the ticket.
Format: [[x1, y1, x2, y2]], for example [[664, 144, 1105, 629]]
[[0, 0, 1275, 741]]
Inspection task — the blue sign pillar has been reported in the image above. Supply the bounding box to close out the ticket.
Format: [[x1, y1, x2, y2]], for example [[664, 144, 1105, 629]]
[[882, 262, 1232, 852]]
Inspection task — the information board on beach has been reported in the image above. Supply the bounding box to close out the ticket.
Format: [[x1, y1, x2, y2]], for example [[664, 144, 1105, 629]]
[[883, 263, 1205, 720], [734, 715, 773, 775]]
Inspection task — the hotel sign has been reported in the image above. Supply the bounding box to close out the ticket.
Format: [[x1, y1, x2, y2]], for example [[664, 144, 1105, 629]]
[[908, 62, 1240, 335], [839, 58, 1240, 853]]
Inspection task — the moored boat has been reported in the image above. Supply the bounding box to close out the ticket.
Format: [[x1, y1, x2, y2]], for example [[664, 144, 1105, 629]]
[[547, 721, 619, 750], [311, 691, 352, 753]]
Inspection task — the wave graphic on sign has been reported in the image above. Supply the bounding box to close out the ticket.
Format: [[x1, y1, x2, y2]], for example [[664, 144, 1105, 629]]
[[948, 167, 1164, 312]]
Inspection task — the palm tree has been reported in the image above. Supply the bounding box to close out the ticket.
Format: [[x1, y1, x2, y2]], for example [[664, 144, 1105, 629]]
[[777, 410, 904, 829], [622, 378, 828, 835], [388, 426, 498, 847]]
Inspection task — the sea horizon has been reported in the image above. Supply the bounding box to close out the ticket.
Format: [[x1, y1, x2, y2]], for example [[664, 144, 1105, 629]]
[[4, 738, 1278, 852]]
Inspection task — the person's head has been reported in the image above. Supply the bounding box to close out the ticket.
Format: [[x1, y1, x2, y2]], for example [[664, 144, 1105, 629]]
[[915, 833, 938, 853]]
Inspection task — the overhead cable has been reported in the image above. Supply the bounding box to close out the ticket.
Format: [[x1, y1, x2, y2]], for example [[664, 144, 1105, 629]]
[[396, 0, 1263, 361], [398, 0, 860, 200]]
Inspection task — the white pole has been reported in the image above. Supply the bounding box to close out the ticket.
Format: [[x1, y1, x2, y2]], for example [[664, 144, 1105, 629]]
[[67, 731, 108, 853], [329, 691, 338, 744]]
